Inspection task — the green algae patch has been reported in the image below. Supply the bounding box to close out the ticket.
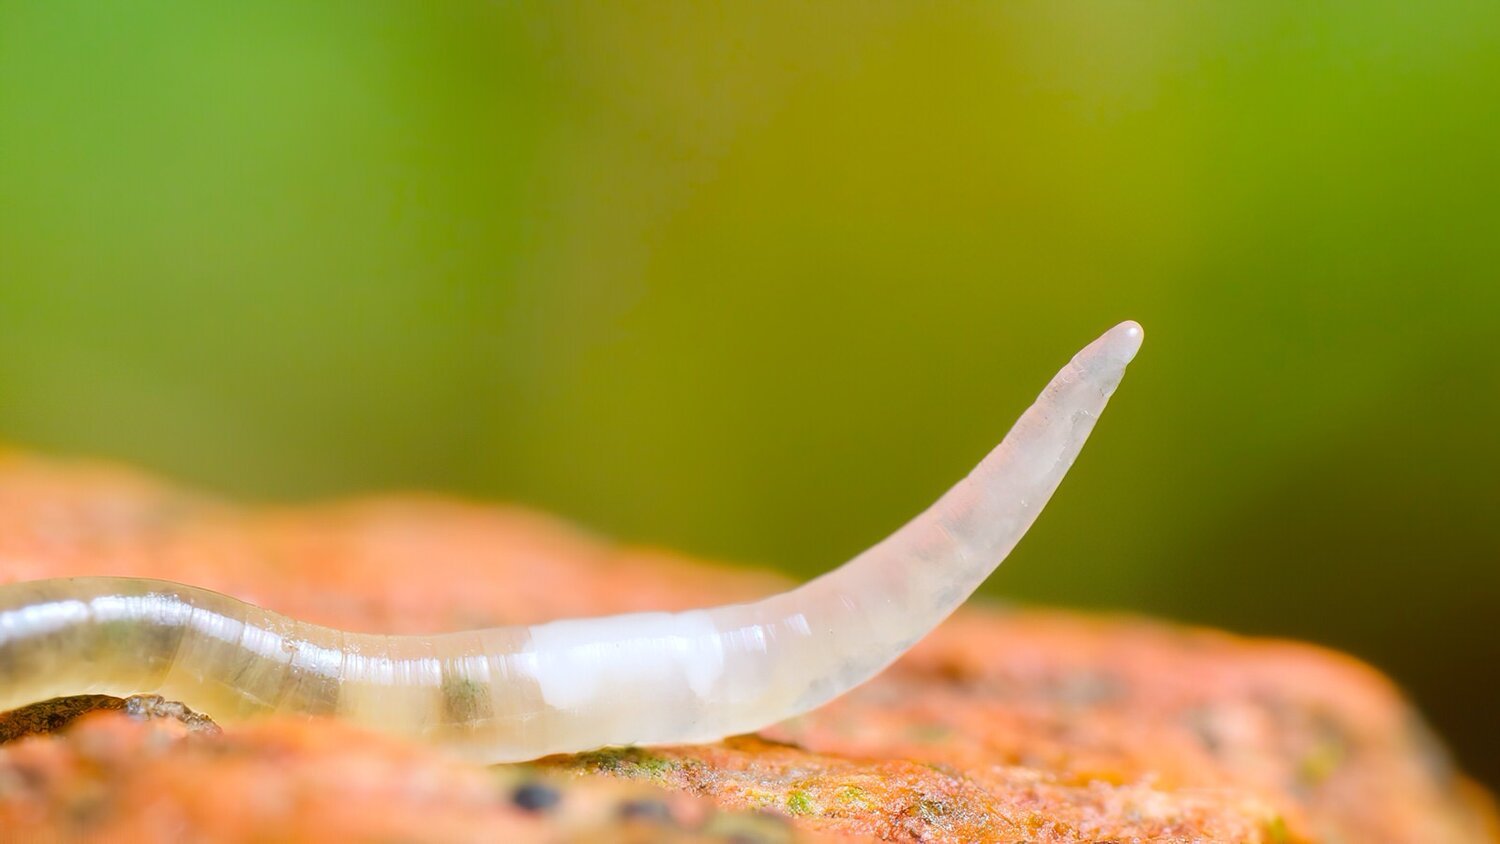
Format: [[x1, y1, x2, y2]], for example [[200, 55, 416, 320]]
[[784, 789, 816, 816], [568, 747, 683, 783], [835, 785, 874, 810]]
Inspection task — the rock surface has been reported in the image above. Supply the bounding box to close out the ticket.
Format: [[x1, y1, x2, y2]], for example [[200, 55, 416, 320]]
[[0, 449, 1494, 842]]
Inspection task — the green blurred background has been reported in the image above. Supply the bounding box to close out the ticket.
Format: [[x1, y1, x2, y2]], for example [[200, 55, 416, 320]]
[[2, 2, 1498, 785]]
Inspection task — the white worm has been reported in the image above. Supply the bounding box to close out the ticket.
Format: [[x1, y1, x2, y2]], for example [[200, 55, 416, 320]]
[[0, 321, 1142, 763]]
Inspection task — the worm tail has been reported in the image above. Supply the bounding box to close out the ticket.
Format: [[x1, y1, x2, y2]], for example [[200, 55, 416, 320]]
[[0, 322, 1142, 763]]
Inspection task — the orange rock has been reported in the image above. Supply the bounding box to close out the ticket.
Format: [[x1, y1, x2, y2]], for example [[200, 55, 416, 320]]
[[0, 450, 1494, 842], [0, 712, 793, 843]]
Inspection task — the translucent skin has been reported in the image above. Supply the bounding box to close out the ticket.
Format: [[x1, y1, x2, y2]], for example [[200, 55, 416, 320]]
[[0, 322, 1142, 764]]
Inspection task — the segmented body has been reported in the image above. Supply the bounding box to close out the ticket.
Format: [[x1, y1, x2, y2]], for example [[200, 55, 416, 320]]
[[0, 322, 1142, 763]]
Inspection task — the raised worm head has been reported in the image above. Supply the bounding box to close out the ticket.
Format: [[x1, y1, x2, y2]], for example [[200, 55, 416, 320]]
[[0, 321, 1143, 762]]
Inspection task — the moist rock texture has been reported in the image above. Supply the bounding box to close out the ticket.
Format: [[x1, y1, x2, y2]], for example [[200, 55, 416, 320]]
[[0, 449, 1494, 843]]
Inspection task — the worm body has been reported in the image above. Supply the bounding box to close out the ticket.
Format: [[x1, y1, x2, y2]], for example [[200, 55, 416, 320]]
[[0, 322, 1142, 763]]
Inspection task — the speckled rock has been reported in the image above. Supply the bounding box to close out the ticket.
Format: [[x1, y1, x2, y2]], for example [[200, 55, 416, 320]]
[[0, 449, 1494, 842]]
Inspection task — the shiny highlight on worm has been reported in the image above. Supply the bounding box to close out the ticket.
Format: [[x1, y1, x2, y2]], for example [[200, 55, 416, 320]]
[[0, 322, 1143, 763]]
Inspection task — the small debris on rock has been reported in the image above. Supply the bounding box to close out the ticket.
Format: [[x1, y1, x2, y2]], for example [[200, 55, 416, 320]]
[[0, 694, 220, 744], [0, 695, 127, 743], [122, 695, 222, 735]]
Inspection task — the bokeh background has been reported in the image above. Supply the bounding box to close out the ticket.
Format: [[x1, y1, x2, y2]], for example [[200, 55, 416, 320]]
[[2, 2, 1498, 785]]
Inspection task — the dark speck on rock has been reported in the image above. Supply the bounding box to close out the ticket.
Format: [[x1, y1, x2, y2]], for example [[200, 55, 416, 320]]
[[617, 798, 674, 823], [511, 782, 560, 813]]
